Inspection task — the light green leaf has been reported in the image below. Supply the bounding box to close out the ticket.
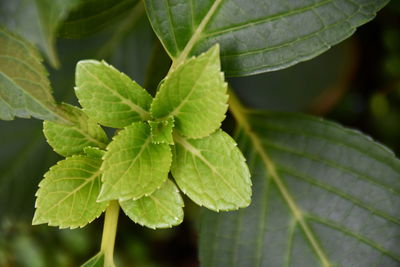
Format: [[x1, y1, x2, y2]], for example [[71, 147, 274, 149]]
[[43, 104, 108, 157], [120, 179, 184, 229], [0, 28, 65, 122], [98, 122, 172, 201], [81, 252, 104, 267], [0, 0, 81, 66], [33, 155, 109, 229], [145, 0, 389, 76], [149, 117, 174, 144], [75, 60, 152, 128], [171, 130, 251, 211], [151, 45, 228, 139], [59, 0, 139, 39], [200, 111, 400, 266], [84, 147, 106, 160]]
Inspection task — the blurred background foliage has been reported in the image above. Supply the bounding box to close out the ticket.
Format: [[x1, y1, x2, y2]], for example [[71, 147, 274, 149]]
[[0, 0, 399, 266]]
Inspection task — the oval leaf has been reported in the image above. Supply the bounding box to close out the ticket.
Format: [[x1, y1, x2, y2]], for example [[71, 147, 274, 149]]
[[145, 0, 389, 76], [171, 130, 251, 211], [75, 60, 152, 128], [98, 122, 172, 201], [151, 45, 228, 139], [120, 179, 184, 229], [0, 28, 64, 122], [43, 104, 108, 157], [33, 155, 108, 229], [200, 112, 400, 266]]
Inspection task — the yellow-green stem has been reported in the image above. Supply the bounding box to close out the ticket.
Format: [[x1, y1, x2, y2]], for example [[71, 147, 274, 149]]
[[101, 200, 120, 267]]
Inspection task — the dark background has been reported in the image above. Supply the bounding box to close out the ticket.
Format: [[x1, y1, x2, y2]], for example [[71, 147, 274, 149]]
[[0, 1, 399, 266]]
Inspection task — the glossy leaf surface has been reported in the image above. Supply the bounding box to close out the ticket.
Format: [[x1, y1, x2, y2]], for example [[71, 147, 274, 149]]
[[145, 0, 389, 76]]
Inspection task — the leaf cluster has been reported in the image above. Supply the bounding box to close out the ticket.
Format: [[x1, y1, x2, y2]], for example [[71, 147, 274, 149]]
[[34, 45, 252, 230]]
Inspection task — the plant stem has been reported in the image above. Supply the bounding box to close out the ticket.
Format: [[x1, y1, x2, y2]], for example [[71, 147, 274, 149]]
[[101, 200, 120, 267]]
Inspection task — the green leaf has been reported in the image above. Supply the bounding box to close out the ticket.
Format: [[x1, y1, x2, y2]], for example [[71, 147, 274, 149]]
[[81, 252, 104, 267], [145, 0, 389, 76], [75, 60, 152, 128], [33, 155, 108, 229], [0, 0, 81, 66], [151, 45, 228, 139], [0, 28, 65, 122], [43, 104, 108, 157], [171, 130, 251, 211], [149, 117, 174, 144], [84, 147, 106, 160], [59, 0, 139, 39], [199, 111, 400, 266], [120, 179, 184, 229], [98, 122, 172, 201]]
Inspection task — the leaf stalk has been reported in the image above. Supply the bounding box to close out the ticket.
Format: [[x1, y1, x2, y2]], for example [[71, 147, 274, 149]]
[[101, 200, 120, 267]]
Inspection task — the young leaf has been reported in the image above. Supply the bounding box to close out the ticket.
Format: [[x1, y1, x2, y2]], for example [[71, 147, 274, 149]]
[[33, 155, 109, 229], [81, 252, 104, 267], [120, 179, 184, 229], [145, 0, 389, 76], [200, 111, 400, 266], [75, 60, 152, 128], [149, 117, 174, 145], [171, 130, 251, 211], [43, 104, 108, 157], [0, 28, 64, 122], [98, 122, 172, 201], [151, 45, 228, 139]]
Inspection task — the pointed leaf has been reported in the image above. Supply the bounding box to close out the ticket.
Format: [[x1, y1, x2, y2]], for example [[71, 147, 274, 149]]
[[99, 122, 172, 201], [145, 0, 389, 76], [0, 28, 65, 122], [200, 112, 400, 266], [33, 155, 108, 229], [171, 130, 251, 211], [81, 252, 104, 267], [75, 60, 152, 128], [151, 45, 228, 139], [120, 179, 184, 229], [43, 104, 108, 157], [149, 117, 174, 145]]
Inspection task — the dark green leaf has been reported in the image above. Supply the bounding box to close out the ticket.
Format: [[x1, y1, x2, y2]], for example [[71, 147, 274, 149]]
[[200, 111, 400, 266], [59, 0, 139, 39], [145, 0, 389, 76]]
